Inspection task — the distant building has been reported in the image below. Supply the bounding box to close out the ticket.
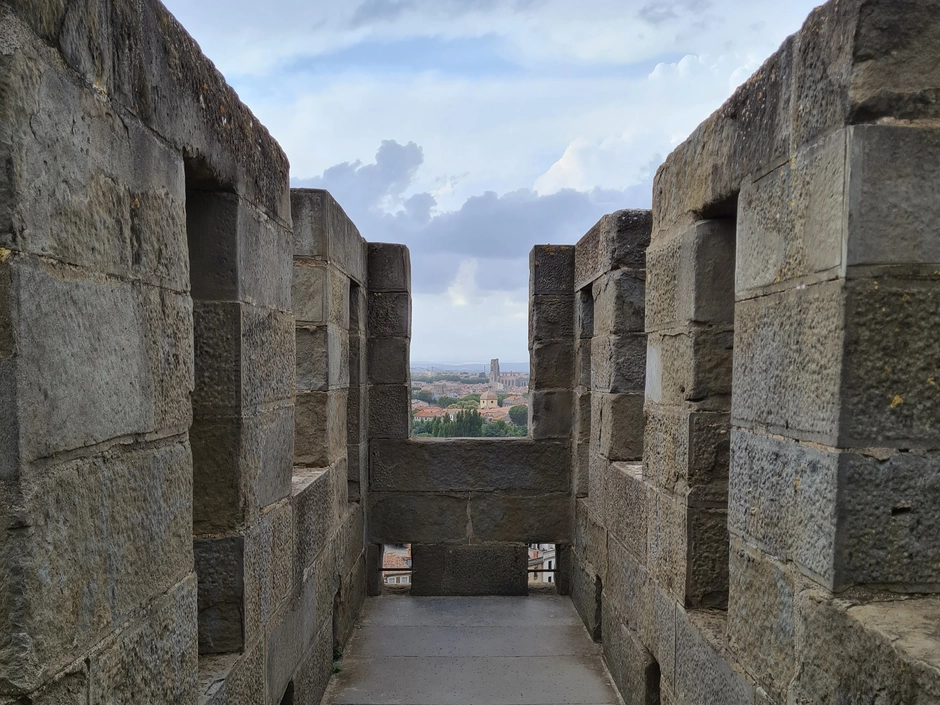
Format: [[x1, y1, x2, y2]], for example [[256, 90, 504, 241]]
[[528, 544, 557, 583], [489, 358, 501, 389], [383, 547, 412, 586], [480, 390, 499, 410]]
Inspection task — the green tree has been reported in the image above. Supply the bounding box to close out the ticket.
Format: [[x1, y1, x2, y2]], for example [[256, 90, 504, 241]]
[[508, 405, 528, 427], [412, 389, 434, 403], [437, 396, 459, 408], [497, 393, 509, 406]]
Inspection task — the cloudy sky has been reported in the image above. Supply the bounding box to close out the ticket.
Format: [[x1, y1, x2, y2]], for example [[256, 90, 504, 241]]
[[164, 0, 821, 365]]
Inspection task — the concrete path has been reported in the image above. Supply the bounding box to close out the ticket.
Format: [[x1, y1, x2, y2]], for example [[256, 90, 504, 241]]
[[322, 595, 622, 705]]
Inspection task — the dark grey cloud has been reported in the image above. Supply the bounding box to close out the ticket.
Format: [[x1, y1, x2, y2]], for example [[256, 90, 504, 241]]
[[294, 140, 654, 294]]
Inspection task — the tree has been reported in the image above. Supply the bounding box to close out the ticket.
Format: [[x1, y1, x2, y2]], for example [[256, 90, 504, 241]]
[[508, 405, 528, 427], [412, 389, 434, 403], [497, 393, 509, 406], [436, 396, 459, 408], [462, 394, 481, 404]]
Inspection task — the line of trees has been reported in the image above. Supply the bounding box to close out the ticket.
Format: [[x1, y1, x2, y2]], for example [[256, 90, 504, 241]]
[[412, 410, 526, 438]]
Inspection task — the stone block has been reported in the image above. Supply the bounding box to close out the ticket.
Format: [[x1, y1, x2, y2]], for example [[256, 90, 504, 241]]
[[846, 125, 940, 267], [236, 200, 292, 312], [367, 243, 410, 292], [192, 300, 240, 413], [140, 288, 194, 435], [591, 334, 646, 394], [577, 288, 595, 339], [240, 305, 295, 407], [296, 324, 348, 392], [347, 386, 367, 446], [732, 279, 844, 442], [605, 535, 652, 641], [687, 506, 729, 608], [592, 393, 645, 462], [367, 336, 410, 385], [646, 220, 735, 332], [194, 535, 245, 655], [575, 339, 592, 388], [570, 555, 603, 641], [25, 662, 89, 704], [347, 442, 367, 501], [291, 619, 333, 705], [601, 601, 661, 705], [199, 642, 264, 705], [244, 500, 294, 647], [469, 492, 571, 543], [370, 438, 570, 493], [291, 189, 367, 284], [587, 451, 608, 527], [530, 245, 575, 296], [652, 585, 677, 690], [291, 468, 333, 574], [87, 575, 198, 705], [368, 492, 469, 544], [841, 276, 940, 447], [294, 390, 346, 468], [647, 489, 687, 606], [528, 390, 573, 440], [348, 333, 366, 386], [529, 339, 574, 390], [0, 442, 192, 693], [410, 544, 528, 596], [644, 405, 730, 503], [575, 210, 652, 290], [727, 538, 796, 699], [292, 261, 328, 325], [574, 390, 592, 445], [791, 590, 940, 704], [574, 498, 608, 576], [367, 384, 409, 439], [593, 269, 646, 335], [674, 608, 754, 705], [529, 295, 575, 341], [13, 259, 155, 461], [573, 441, 590, 498], [736, 129, 846, 295], [606, 462, 648, 559], [367, 292, 411, 338], [266, 568, 319, 705], [645, 327, 732, 409]]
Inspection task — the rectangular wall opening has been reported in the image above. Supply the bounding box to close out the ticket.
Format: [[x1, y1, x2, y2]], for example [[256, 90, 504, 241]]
[[185, 162, 245, 657]]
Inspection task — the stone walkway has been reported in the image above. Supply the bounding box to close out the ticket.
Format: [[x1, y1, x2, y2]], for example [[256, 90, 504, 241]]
[[322, 595, 622, 705]]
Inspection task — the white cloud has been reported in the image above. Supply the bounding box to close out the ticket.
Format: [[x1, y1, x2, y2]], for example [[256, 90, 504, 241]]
[[447, 259, 479, 306]]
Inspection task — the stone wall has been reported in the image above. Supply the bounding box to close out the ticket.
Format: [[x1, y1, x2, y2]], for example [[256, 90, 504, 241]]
[[0, 3, 367, 703], [572, 0, 940, 703]]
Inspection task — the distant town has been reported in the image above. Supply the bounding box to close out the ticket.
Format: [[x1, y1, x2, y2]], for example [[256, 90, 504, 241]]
[[410, 359, 529, 437]]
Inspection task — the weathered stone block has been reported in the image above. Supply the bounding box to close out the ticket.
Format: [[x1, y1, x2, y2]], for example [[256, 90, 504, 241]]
[[646, 220, 735, 332], [574, 389, 592, 445], [687, 506, 729, 608], [291, 189, 367, 284], [292, 261, 328, 325], [591, 333, 646, 394], [346, 386, 366, 446], [593, 269, 646, 335], [529, 339, 574, 390], [841, 276, 940, 447], [469, 492, 572, 544], [244, 500, 293, 647], [570, 554, 603, 641], [200, 641, 265, 705], [530, 245, 575, 296], [411, 544, 528, 596], [348, 333, 366, 387], [236, 201, 292, 312], [370, 438, 570, 493], [644, 405, 730, 503], [0, 442, 192, 693], [265, 568, 318, 705], [647, 489, 687, 605], [194, 536, 245, 655], [732, 279, 844, 442], [606, 462, 648, 558], [727, 538, 795, 699], [575, 339, 592, 389], [241, 305, 295, 407], [645, 327, 732, 409], [847, 126, 940, 266], [601, 600, 660, 705], [577, 288, 595, 339], [140, 287, 194, 434], [367, 243, 410, 292], [367, 336, 410, 385], [296, 325, 348, 392], [573, 441, 589, 498], [528, 390, 573, 440], [737, 129, 846, 295], [674, 608, 754, 705], [291, 468, 333, 574], [294, 390, 347, 468], [575, 210, 652, 290], [87, 574, 198, 705], [587, 451, 608, 527], [605, 535, 652, 641], [14, 259, 155, 461], [368, 492, 469, 544], [592, 393, 645, 462], [530, 294, 575, 341], [574, 498, 608, 576], [291, 619, 334, 705], [367, 292, 411, 338], [192, 300, 240, 413], [367, 384, 409, 439]]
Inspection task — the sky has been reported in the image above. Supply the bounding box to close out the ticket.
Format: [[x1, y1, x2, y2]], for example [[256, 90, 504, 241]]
[[163, 0, 822, 364]]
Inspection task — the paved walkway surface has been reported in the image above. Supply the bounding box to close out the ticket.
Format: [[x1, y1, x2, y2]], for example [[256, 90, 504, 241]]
[[322, 595, 622, 705]]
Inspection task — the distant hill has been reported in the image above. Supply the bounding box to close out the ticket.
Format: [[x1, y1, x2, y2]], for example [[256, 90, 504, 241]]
[[411, 361, 530, 374]]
